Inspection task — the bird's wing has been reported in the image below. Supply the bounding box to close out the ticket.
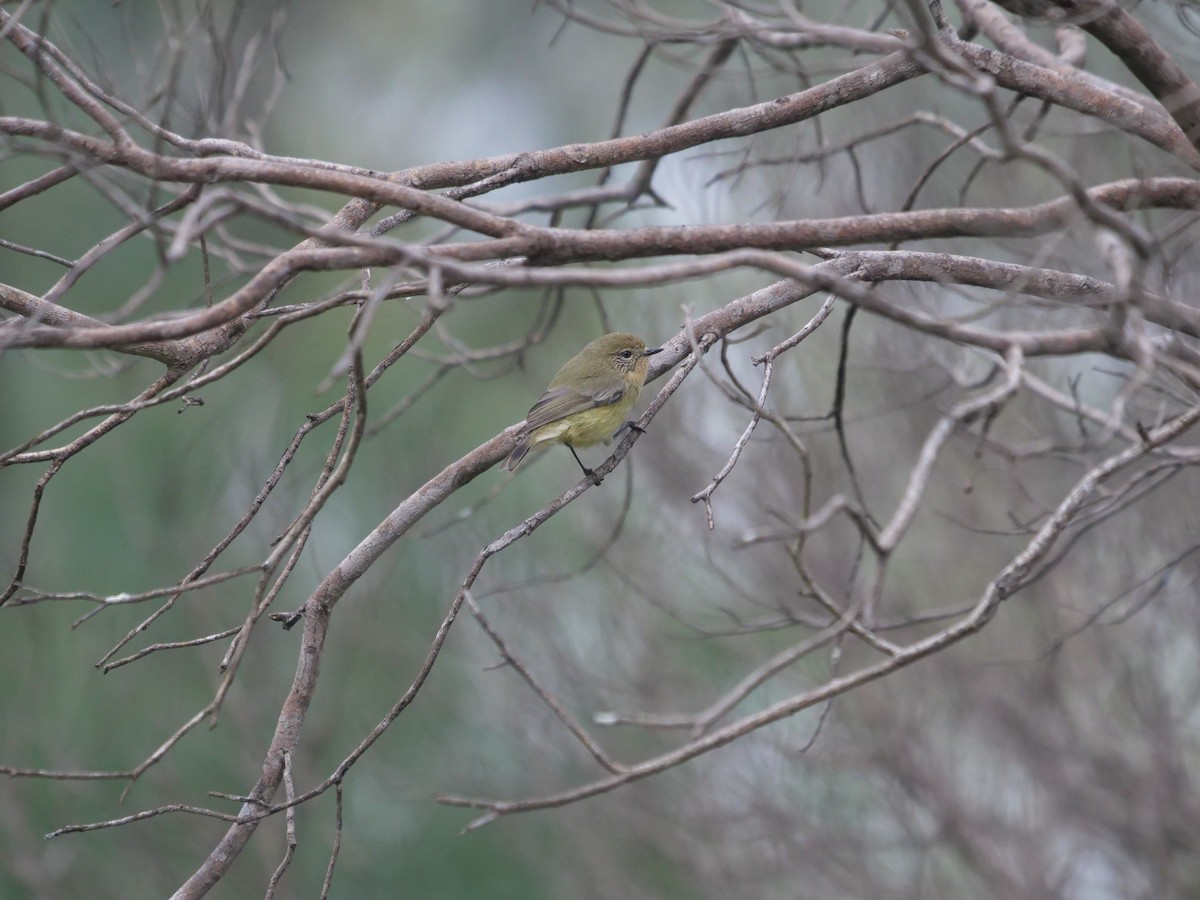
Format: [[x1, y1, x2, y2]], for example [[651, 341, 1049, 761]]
[[521, 383, 626, 432]]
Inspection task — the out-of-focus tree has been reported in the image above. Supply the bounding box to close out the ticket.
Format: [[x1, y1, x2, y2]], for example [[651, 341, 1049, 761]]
[[2, 0, 1199, 897]]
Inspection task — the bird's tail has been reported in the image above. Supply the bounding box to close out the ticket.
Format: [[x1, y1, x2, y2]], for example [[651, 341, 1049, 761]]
[[503, 437, 531, 471]]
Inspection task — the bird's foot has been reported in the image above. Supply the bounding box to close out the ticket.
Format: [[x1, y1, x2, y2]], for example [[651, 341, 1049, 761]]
[[613, 419, 646, 440]]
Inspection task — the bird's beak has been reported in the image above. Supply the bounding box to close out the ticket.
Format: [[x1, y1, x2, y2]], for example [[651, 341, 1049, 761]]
[[644, 346, 664, 356]]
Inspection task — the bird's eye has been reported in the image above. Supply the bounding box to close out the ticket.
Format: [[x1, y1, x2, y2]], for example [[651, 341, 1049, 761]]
[[619, 349, 634, 359]]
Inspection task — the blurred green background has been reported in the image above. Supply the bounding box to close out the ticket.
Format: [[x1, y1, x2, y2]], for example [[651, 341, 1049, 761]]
[[3, 1, 1199, 898], [0, 3, 773, 896]]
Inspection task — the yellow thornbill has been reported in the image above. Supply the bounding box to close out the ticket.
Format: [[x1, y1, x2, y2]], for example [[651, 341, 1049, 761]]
[[504, 333, 663, 484]]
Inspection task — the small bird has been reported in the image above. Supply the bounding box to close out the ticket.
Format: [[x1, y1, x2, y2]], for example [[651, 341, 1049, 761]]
[[504, 332, 664, 484]]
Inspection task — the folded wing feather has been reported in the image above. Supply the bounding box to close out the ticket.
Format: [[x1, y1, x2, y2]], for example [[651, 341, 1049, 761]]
[[522, 384, 626, 433]]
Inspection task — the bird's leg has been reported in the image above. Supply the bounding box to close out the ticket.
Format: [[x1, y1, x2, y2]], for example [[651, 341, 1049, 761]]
[[568, 445, 602, 486]]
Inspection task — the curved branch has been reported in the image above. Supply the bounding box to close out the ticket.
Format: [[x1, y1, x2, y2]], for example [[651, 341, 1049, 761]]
[[436, 398, 1200, 830], [1050, 0, 1200, 150]]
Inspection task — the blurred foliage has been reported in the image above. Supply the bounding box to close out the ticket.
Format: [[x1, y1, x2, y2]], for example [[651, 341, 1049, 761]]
[[3, 0, 1200, 898]]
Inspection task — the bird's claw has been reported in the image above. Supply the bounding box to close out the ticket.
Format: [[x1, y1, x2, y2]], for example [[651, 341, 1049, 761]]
[[613, 419, 646, 440]]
